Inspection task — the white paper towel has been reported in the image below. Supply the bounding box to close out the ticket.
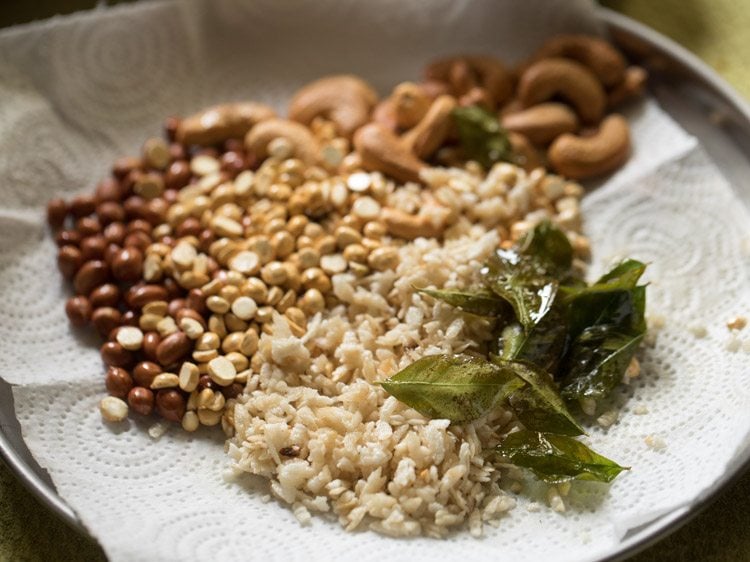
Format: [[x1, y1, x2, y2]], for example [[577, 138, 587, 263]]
[[2, 1, 750, 561]]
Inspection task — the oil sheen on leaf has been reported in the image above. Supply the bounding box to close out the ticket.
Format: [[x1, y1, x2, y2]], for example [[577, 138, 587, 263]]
[[482, 250, 560, 330], [503, 306, 568, 375], [493, 359, 584, 436], [379, 354, 525, 422], [495, 430, 628, 483], [481, 222, 576, 331], [561, 285, 646, 400], [416, 287, 511, 317], [561, 330, 644, 401], [517, 221, 575, 279]]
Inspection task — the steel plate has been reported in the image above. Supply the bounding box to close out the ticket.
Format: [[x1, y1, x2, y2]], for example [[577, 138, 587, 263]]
[[1, 6, 749, 560]]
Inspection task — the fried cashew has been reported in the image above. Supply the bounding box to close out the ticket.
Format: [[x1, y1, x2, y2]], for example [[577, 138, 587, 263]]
[[372, 81, 433, 132], [176, 102, 276, 146], [288, 75, 378, 138], [245, 118, 320, 165], [353, 123, 425, 184], [381, 200, 451, 240], [548, 114, 631, 179], [401, 95, 457, 160], [501, 102, 580, 145], [354, 95, 457, 183], [392, 82, 432, 129], [424, 55, 513, 108], [532, 34, 628, 88], [517, 57, 606, 124]]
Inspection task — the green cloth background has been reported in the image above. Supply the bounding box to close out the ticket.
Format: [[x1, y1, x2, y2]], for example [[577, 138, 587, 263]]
[[1, 1, 749, 560]]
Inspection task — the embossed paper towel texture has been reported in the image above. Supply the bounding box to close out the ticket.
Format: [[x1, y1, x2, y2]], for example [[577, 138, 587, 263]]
[[2, 1, 749, 561]]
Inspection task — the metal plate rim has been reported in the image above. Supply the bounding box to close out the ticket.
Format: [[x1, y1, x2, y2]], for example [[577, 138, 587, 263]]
[[594, 7, 750, 561], [0, 5, 749, 559], [0, 385, 81, 528]]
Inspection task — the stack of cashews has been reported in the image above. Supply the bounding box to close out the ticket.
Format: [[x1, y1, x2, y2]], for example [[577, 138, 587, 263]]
[[174, 34, 645, 198], [361, 36, 644, 181], [507, 35, 645, 179]]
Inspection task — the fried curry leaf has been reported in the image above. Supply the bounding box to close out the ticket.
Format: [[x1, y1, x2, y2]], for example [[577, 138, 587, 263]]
[[517, 221, 575, 279], [492, 359, 584, 436], [379, 227, 647, 486], [497, 323, 524, 359], [594, 259, 647, 288], [416, 287, 511, 317], [561, 329, 644, 401], [452, 105, 513, 169], [482, 222, 576, 330], [503, 306, 569, 375], [379, 354, 525, 422], [495, 430, 628, 483], [560, 285, 646, 401], [567, 285, 646, 342], [560, 259, 646, 301], [482, 251, 560, 330]]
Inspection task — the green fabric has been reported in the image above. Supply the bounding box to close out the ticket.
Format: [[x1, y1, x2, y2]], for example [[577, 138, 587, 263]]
[[1, 1, 749, 561], [604, 0, 750, 98], [0, 461, 105, 561]]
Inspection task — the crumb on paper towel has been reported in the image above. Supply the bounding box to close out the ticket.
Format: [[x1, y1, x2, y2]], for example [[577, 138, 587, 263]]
[[648, 314, 666, 330], [597, 409, 619, 428], [645, 434, 666, 451], [148, 422, 168, 440], [547, 487, 566, 513], [293, 503, 312, 525], [726, 316, 747, 331], [622, 357, 641, 384], [580, 397, 597, 416], [726, 337, 741, 353]]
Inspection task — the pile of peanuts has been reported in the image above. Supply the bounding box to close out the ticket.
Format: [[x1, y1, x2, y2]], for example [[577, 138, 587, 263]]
[[47, 35, 643, 433]]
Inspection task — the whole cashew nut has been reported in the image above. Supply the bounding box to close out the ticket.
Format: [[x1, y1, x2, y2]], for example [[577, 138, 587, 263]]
[[548, 114, 630, 179], [355, 95, 457, 183], [381, 201, 450, 240], [371, 82, 431, 132], [353, 123, 425, 183], [501, 102, 580, 145], [288, 75, 378, 138], [392, 82, 432, 129], [176, 102, 276, 146], [424, 55, 513, 107], [244, 118, 320, 165], [401, 95, 457, 159], [532, 34, 627, 87], [517, 58, 606, 124]]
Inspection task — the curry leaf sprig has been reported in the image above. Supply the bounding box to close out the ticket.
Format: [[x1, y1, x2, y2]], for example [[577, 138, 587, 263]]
[[379, 222, 647, 484]]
